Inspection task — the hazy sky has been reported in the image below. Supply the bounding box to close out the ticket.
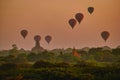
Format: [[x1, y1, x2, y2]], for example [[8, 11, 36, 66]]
[[0, 0, 120, 50]]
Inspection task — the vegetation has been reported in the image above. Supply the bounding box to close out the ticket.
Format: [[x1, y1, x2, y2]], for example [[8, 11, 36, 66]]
[[0, 46, 120, 80]]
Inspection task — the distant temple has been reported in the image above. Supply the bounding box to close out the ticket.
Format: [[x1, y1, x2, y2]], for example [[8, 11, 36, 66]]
[[31, 41, 44, 53], [72, 47, 80, 57]]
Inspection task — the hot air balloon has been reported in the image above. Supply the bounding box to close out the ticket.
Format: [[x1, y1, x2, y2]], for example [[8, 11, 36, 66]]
[[34, 35, 41, 42], [45, 35, 52, 44], [20, 29, 28, 39], [88, 7, 94, 14], [75, 13, 84, 24], [68, 18, 77, 29], [101, 31, 110, 42]]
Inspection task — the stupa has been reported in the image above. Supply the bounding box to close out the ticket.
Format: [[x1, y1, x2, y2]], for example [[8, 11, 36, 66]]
[[72, 47, 80, 57], [31, 35, 44, 53]]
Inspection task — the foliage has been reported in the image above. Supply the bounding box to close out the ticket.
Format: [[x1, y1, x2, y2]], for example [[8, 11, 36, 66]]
[[33, 60, 54, 68], [0, 63, 18, 70], [0, 47, 120, 80]]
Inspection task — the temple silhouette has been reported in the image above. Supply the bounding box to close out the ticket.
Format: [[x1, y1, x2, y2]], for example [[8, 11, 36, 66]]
[[72, 47, 80, 57], [31, 40, 44, 53]]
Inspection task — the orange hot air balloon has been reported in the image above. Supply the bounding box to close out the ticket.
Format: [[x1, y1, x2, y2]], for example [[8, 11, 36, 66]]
[[88, 7, 94, 14], [75, 13, 84, 24], [101, 31, 110, 42], [68, 18, 77, 29], [21, 30, 28, 39], [34, 35, 41, 42], [45, 35, 52, 44]]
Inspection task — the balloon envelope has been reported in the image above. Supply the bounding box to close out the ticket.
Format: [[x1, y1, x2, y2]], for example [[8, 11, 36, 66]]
[[34, 35, 41, 42], [101, 31, 110, 42], [21, 30, 28, 39], [45, 35, 52, 44], [88, 7, 94, 14], [75, 13, 84, 24], [68, 18, 77, 29]]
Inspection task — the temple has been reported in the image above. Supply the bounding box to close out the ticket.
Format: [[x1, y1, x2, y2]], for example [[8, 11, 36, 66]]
[[72, 47, 80, 57], [31, 41, 44, 53]]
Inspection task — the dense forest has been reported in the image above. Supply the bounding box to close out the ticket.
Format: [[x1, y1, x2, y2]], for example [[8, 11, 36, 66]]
[[0, 45, 120, 80]]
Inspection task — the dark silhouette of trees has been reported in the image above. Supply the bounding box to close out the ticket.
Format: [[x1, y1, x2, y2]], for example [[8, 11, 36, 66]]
[[33, 60, 54, 68]]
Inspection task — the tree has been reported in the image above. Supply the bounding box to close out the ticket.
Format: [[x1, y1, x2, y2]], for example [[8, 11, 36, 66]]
[[27, 52, 37, 62], [9, 44, 18, 56], [33, 60, 54, 68], [112, 48, 120, 55], [0, 63, 18, 70]]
